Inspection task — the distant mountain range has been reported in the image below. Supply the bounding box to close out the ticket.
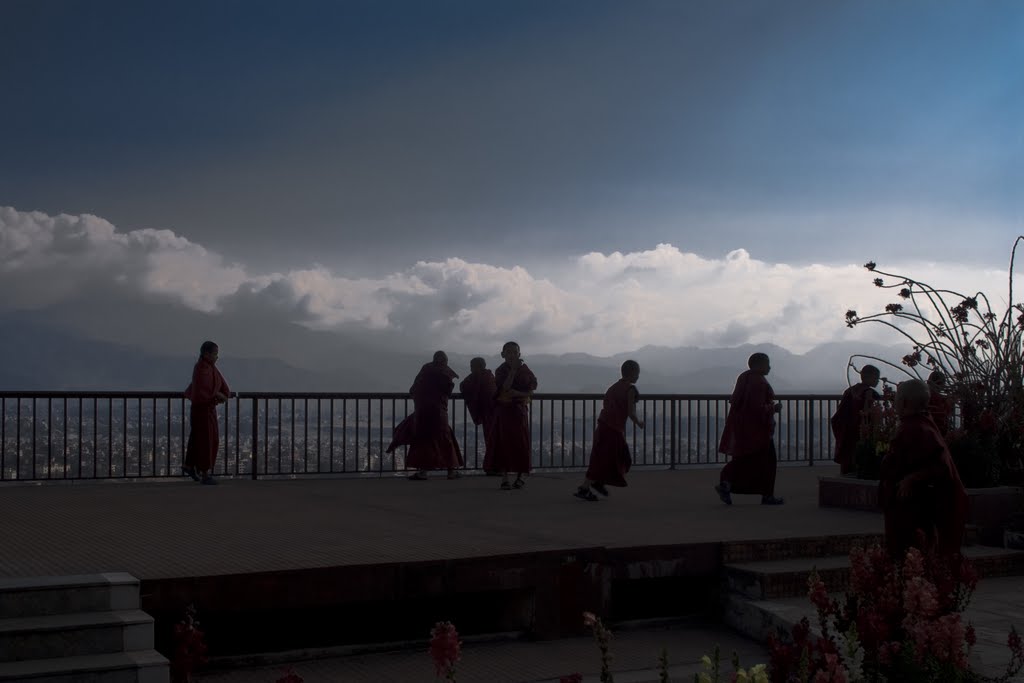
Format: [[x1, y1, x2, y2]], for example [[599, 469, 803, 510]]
[[0, 307, 908, 393]]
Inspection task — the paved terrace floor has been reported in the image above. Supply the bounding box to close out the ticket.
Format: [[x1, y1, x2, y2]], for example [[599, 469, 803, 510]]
[[0, 465, 879, 580]]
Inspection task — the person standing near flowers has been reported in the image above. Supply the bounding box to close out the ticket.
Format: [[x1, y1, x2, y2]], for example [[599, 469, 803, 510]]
[[574, 360, 644, 502], [715, 353, 784, 505], [880, 379, 968, 559], [926, 370, 954, 436], [491, 341, 537, 491], [830, 364, 881, 476], [184, 341, 231, 485]]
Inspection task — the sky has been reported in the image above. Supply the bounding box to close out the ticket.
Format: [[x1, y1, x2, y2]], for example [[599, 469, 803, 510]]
[[2, 0, 1022, 358]]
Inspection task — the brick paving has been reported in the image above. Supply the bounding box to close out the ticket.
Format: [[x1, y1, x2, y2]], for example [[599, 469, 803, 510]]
[[0, 465, 880, 580], [2, 465, 1020, 681]]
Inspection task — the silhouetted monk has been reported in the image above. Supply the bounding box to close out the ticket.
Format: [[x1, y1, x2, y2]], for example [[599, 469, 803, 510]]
[[184, 341, 231, 485], [387, 351, 464, 480], [459, 357, 498, 474], [574, 360, 645, 502], [715, 352, 784, 505], [879, 379, 967, 559], [830, 364, 881, 476], [926, 370, 954, 436], [492, 341, 537, 490]]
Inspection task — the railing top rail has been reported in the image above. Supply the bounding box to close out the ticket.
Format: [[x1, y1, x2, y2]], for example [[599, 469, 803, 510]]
[[0, 390, 844, 400]]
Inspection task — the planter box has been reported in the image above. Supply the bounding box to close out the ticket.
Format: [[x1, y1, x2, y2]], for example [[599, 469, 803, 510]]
[[819, 477, 1023, 543]]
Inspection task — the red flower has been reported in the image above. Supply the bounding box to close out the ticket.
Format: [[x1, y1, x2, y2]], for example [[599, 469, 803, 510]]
[[429, 621, 462, 678], [865, 261, 877, 271], [885, 303, 904, 314], [874, 278, 884, 287]]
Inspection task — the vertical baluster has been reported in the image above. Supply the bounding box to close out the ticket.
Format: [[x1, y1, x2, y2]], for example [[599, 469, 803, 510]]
[[329, 398, 335, 473], [378, 398, 384, 474], [78, 398, 84, 478], [290, 398, 296, 473], [1, 396, 5, 480], [303, 397, 309, 474], [317, 398, 322, 473], [342, 398, 348, 473]]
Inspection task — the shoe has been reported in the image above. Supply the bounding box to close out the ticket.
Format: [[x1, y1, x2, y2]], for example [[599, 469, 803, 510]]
[[182, 466, 200, 482], [761, 495, 785, 505], [408, 471, 429, 481], [447, 471, 463, 480], [592, 483, 609, 497], [512, 477, 526, 489], [500, 481, 512, 490], [714, 482, 732, 506], [574, 487, 599, 502], [201, 476, 218, 486]]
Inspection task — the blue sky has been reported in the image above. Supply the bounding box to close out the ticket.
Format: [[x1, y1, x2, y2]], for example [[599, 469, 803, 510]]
[[1, 1, 1022, 356], [3, 0, 1021, 272]]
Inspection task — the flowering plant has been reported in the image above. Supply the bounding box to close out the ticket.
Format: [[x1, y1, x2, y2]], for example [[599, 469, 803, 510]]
[[170, 604, 208, 683], [696, 645, 770, 683], [852, 382, 898, 480], [767, 545, 1023, 682], [845, 237, 1024, 485], [429, 621, 462, 681], [583, 611, 616, 682]]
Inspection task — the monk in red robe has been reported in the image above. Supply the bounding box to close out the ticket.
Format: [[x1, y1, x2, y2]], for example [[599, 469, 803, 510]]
[[491, 341, 538, 490], [184, 340, 231, 485], [926, 370, 954, 436], [387, 351, 464, 480], [574, 360, 645, 501], [880, 379, 968, 559], [830, 364, 881, 475], [459, 357, 498, 474], [715, 353, 784, 505]]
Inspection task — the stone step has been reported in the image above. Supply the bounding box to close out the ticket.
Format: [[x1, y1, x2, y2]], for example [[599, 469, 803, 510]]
[[720, 533, 884, 564], [724, 546, 1024, 601], [0, 610, 154, 663], [0, 650, 168, 683], [0, 573, 139, 618]]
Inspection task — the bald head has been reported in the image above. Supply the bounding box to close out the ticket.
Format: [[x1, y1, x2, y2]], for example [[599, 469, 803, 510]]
[[896, 379, 931, 416]]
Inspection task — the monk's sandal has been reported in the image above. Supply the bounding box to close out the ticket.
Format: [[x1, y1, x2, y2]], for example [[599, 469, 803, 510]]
[[574, 487, 599, 502]]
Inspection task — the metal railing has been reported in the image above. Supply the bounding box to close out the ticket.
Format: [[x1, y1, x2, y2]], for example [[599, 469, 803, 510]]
[[0, 392, 841, 482]]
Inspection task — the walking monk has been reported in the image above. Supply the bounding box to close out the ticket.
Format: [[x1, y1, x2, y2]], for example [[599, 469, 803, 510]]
[[830, 364, 881, 476], [715, 352, 784, 505], [184, 341, 231, 485], [387, 351, 464, 480], [879, 379, 967, 559], [459, 357, 498, 474], [491, 341, 538, 491], [574, 360, 645, 501]]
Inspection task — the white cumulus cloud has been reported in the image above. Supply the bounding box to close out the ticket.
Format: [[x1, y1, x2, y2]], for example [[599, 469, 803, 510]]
[[1, 206, 1015, 355]]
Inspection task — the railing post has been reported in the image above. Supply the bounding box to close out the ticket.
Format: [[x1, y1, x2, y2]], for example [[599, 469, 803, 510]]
[[251, 396, 259, 480], [669, 399, 677, 470], [806, 399, 815, 466]]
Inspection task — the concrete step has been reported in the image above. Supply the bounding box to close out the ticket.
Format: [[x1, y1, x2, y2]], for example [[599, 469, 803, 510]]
[[0, 610, 154, 663], [721, 532, 884, 564], [0, 650, 168, 683], [0, 573, 139, 619], [724, 545, 1024, 601]]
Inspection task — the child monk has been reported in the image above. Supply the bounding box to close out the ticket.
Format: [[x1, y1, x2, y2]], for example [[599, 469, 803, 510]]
[[830, 364, 881, 475], [459, 357, 498, 474], [387, 351, 464, 480], [715, 352, 784, 505], [879, 379, 968, 559], [574, 360, 645, 501], [491, 341, 538, 490]]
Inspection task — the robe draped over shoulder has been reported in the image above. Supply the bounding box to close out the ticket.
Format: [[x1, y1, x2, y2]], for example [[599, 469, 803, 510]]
[[184, 358, 230, 472], [490, 362, 537, 474], [459, 369, 497, 471], [585, 379, 637, 487], [388, 362, 463, 470], [718, 369, 778, 496], [830, 383, 879, 474], [879, 413, 967, 558]]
